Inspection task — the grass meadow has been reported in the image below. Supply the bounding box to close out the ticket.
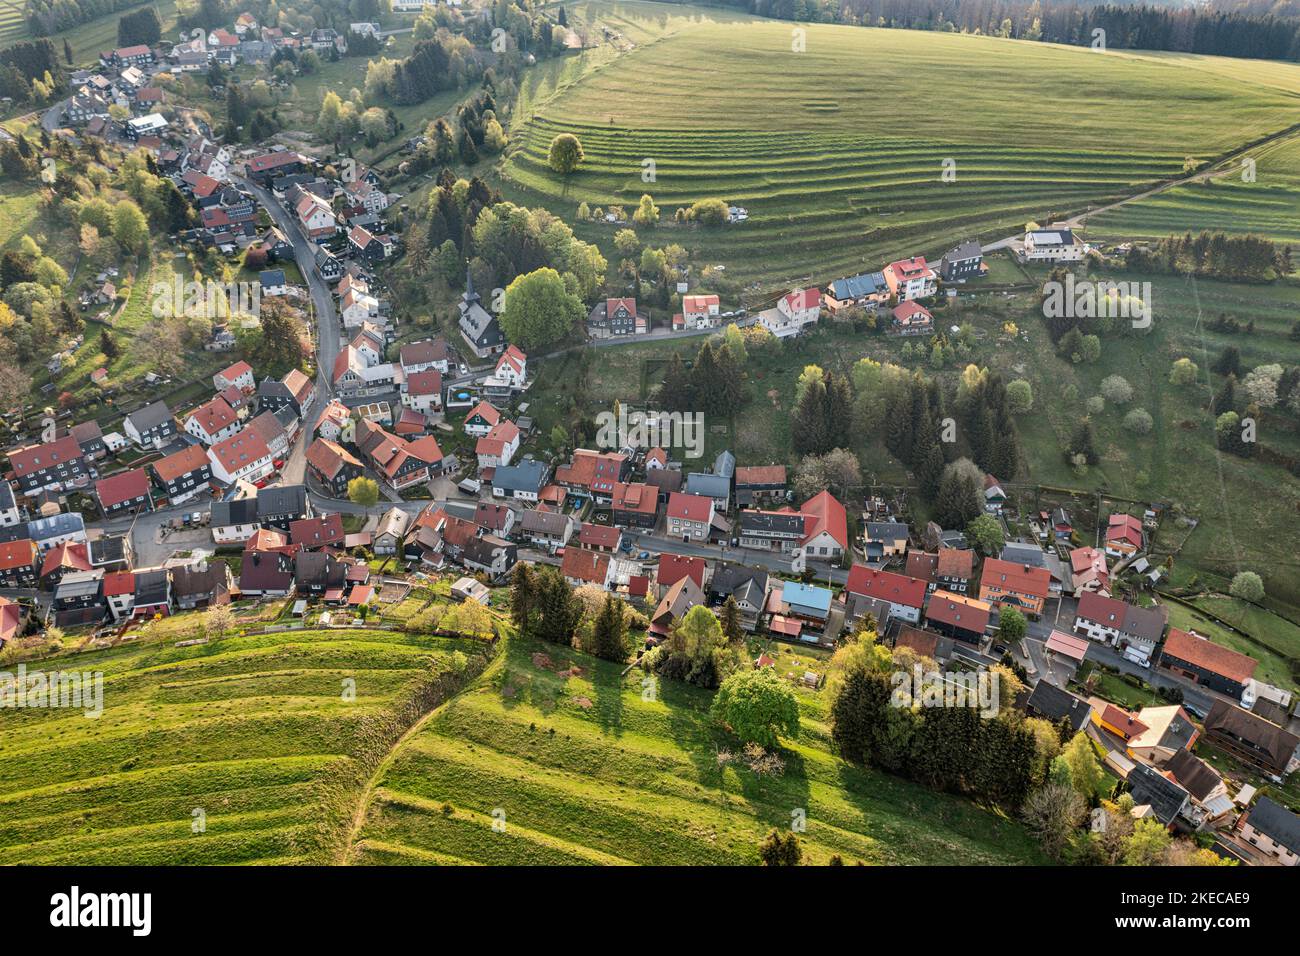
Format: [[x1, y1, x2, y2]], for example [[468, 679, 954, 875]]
[[350, 634, 1045, 865], [498, 5, 1300, 291], [0, 626, 485, 864]]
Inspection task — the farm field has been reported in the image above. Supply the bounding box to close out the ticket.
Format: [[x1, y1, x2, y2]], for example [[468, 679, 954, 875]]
[[1089, 133, 1300, 248], [499, 6, 1300, 291], [349, 635, 1046, 866], [0, 625, 488, 864]]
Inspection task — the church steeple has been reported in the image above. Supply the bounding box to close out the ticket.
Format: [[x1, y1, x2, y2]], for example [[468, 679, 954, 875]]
[[464, 266, 479, 305]]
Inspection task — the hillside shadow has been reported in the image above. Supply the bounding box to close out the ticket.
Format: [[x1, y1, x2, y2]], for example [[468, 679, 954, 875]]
[[590, 657, 625, 737]]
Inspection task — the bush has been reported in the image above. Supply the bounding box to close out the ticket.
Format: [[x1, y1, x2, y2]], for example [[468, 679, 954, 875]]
[[1123, 408, 1154, 434], [1100, 375, 1134, 404], [1229, 571, 1265, 604]]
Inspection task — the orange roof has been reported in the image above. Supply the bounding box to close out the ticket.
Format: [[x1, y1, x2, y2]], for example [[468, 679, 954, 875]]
[[611, 481, 657, 515], [152, 443, 211, 484], [210, 429, 271, 473], [186, 396, 237, 436], [562, 546, 610, 584], [466, 401, 501, 427], [1162, 627, 1258, 684], [800, 490, 848, 550], [41, 541, 91, 577], [0, 539, 38, 572], [980, 558, 1050, 599], [1099, 703, 1148, 740]]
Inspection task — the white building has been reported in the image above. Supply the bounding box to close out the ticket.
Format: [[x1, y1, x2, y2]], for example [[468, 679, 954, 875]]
[[759, 287, 820, 338], [1024, 226, 1089, 262]]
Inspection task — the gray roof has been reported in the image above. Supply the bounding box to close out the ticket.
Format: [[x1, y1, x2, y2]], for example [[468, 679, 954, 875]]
[[492, 459, 548, 494], [126, 400, 173, 431], [738, 511, 803, 536], [709, 561, 767, 606], [1245, 796, 1300, 855], [134, 569, 170, 604], [459, 298, 502, 348], [257, 484, 308, 516], [1001, 542, 1046, 567], [685, 472, 730, 501], [713, 450, 735, 479], [27, 512, 86, 542], [828, 272, 886, 300], [1025, 681, 1091, 732], [520, 509, 571, 535], [943, 239, 982, 262], [55, 570, 103, 600], [1127, 763, 1189, 825], [88, 534, 128, 565], [211, 497, 258, 527], [866, 521, 909, 540], [1122, 603, 1167, 643], [0, 480, 15, 512]]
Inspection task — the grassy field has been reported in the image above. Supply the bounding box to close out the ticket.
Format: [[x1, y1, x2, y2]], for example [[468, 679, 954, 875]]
[[498, 4, 1300, 291], [0, 1, 181, 64], [349, 634, 1045, 865], [0, 625, 487, 864], [1090, 133, 1300, 248]]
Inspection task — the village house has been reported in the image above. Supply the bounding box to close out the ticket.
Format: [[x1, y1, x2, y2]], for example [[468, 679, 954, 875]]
[[355, 420, 444, 490], [462, 535, 517, 581], [372, 508, 411, 556], [172, 563, 233, 610], [257, 485, 311, 532], [401, 369, 443, 414], [1025, 681, 1093, 733], [211, 498, 260, 545], [95, 468, 153, 517], [890, 300, 934, 336], [978, 558, 1051, 618], [758, 287, 820, 338], [587, 297, 648, 337], [458, 271, 505, 359], [882, 256, 937, 302], [555, 449, 631, 504], [123, 400, 177, 450], [679, 293, 721, 330], [184, 396, 241, 445], [208, 428, 274, 485], [476, 420, 521, 470], [649, 575, 706, 641], [8, 435, 90, 494], [1127, 704, 1200, 766], [822, 272, 889, 314], [562, 546, 614, 590], [1159, 627, 1258, 701], [214, 360, 255, 392], [492, 460, 550, 503], [1203, 700, 1299, 779], [845, 565, 927, 626], [1105, 512, 1146, 558], [348, 225, 397, 261], [306, 439, 365, 498], [149, 445, 212, 506], [863, 520, 909, 562], [1237, 797, 1300, 865], [738, 510, 805, 552], [707, 562, 769, 631], [734, 465, 786, 507], [603, 481, 655, 530], [1023, 225, 1089, 262], [798, 490, 849, 563], [290, 513, 346, 549], [666, 492, 715, 542], [399, 338, 450, 375], [934, 548, 974, 594], [1069, 545, 1110, 595], [655, 553, 707, 600], [924, 590, 992, 644], [0, 539, 40, 588], [1072, 591, 1167, 665], [296, 192, 337, 238], [938, 240, 984, 282], [258, 369, 316, 419], [518, 509, 575, 550]]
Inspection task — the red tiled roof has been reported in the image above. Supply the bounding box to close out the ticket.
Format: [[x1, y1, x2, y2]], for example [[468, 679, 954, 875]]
[[186, 396, 237, 436], [667, 491, 712, 523], [800, 490, 848, 550], [9, 435, 83, 477], [925, 590, 991, 634], [657, 553, 705, 590], [306, 438, 360, 480], [405, 368, 442, 395], [1162, 627, 1258, 684], [248, 151, 302, 173], [95, 468, 151, 509], [980, 558, 1051, 599], [152, 444, 210, 484], [937, 548, 974, 577], [466, 401, 501, 428], [845, 565, 927, 609], [611, 482, 657, 515], [735, 464, 786, 486], [0, 539, 37, 572], [290, 513, 345, 547], [210, 429, 271, 474], [41, 542, 91, 578], [579, 523, 621, 549], [562, 546, 610, 584]]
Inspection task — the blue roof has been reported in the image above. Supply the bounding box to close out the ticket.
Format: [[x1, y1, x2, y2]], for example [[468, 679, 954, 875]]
[[829, 272, 886, 300], [260, 269, 286, 287], [783, 581, 832, 614]]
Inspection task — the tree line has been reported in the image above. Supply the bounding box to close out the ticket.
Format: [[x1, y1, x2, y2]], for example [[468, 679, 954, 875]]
[[683, 0, 1300, 61], [1124, 232, 1291, 282]]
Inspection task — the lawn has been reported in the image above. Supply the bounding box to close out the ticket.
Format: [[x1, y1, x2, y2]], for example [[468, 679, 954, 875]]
[[349, 634, 1046, 865], [498, 4, 1300, 291], [0, 625, 489, 864]]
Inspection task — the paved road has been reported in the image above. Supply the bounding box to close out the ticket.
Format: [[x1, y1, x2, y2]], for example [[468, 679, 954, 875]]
[[235, 175, 340, 404]]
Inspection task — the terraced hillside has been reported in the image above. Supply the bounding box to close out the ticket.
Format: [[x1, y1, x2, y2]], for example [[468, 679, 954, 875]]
[[1090, 133, 1300, 248], [502, 8, 1300, 289], [349, 636, 1044, 865], [0, 627, 491, 865]]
